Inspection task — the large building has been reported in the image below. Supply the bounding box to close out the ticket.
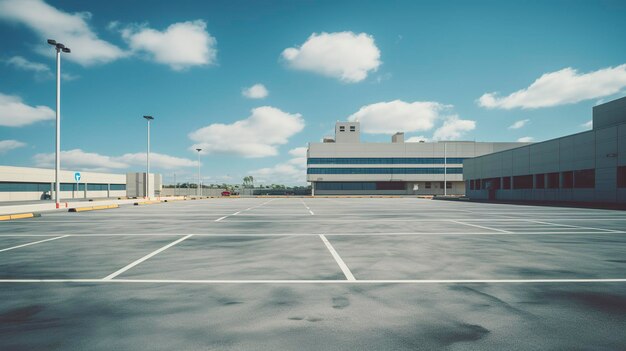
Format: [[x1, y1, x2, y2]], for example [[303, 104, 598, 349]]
[[307, 122, 527, 195], [0, 166, 161, 202], [464, 96, 626, 204]]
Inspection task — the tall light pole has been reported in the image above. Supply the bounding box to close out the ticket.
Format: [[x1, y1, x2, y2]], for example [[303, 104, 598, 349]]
[[143, 116, 154, 199], [47, 39, 70, 208], [196, 148, 202, 197]]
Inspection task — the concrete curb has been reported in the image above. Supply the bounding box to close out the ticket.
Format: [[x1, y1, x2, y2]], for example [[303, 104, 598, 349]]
[[68, 204, 119, 212], [0, 212, 41, 221], [133, 201, 162, 206]]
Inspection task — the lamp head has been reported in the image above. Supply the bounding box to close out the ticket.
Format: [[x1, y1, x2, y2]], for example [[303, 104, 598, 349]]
[[143, 115, 154, 120], [55, 43, 65, 50], [196, 148, 202, 152], [62, 47, 71, 53], [47, 39, 57, 46]]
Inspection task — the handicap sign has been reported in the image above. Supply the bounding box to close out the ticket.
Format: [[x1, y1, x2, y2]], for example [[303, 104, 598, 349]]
[[74, 172, 81, 183]]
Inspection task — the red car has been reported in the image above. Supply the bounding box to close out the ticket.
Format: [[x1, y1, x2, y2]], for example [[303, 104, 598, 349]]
[[221, 191, 231, 196]]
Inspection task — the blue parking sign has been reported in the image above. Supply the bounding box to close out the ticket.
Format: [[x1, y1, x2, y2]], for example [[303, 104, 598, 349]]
[[74, 172, 81, 182]]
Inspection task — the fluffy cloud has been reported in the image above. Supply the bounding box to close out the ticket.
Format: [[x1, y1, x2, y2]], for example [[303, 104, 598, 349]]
[[0, 139, 26, 153], [0, 0, 126, 66], [478, 64, 626, 109], [251, 147, 308, 185], [581, 120, 592, 129], [33, 149, 128, 172], [189, 106, 305, 158], [6, 56, 49, 73], [508, 119, 529, 129], [0, 92, 55, 127], [5, 56, 77, 80], [347, 100, 451, 134], [33, 149, 197, 172], [121, 20, 217, 70], [432, 116, 476, 140], [282, 31, 381, 83], [406, 136, 430, 142], [115, 152, 198, 170], [517, 136, 534, 142], [242, 84, 269, 99]]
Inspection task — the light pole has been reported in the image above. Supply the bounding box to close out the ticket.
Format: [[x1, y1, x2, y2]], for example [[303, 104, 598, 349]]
[[195, 148, 202, 197], [47, 39, 70, 208], [143, 116, 154, 199]]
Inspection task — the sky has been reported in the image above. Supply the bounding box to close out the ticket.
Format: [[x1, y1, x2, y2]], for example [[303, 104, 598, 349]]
[[1, 0, 626, 185]]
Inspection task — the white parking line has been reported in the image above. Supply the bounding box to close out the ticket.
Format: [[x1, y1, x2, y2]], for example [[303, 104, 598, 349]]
[[0, 231, 623, 237], [525, 220, 621, 233], [0, 278, 624, 284], [0, 235, 70, 253], [450, 220, 513, 234], [102, 234, 193, 280], [319, 234, 355, 281], [215, 216, 228, 222], [309, 210, 315, 215]]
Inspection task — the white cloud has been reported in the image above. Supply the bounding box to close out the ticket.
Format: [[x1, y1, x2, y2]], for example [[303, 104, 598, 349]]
[[347, 100, 451, 134], [251, 147, 308, 185], [282, 31, 381, 83], [432, 116, 476, 140], [581, 120, 593, 129], [242, 84, 269, 99], [189, 106, 305, 158], [121, 20, 217, 70], [0, 0, 126, 66], [116, 152, 198, 170], [33, 149, 128, 172], [478, 64, 626, 109], [0, 139, 26, 153], [517, 136, 534, 142], [0, 92, 55, 127], [6, 56, 49, 73], [288, 147, 307, 158], [508, 119, 529, 129], [32, 149, 197, 172], [5, 56, 78, 80], [406, 136, 430, 142]]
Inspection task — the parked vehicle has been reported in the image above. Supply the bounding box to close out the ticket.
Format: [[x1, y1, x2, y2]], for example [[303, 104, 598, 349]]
[[221, 191, 231, 196]]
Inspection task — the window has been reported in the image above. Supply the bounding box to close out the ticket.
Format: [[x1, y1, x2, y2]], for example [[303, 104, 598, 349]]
[[484, 178, 500, 190], [110, 184, 126, 191], [476, 179, 482, 190], [376, 182, 405, 190], [502, 176, 511, 190], [446, 181, 452, 189], [349, 126, 356, 132], [339, 126, 345, 132], [535, 174, 545, 189], [547, 172, 559, 189], [315, 182, 404, 191], [618, 166, 626, 188], [513, 175, 533, 189], [562, 171, 573, 189], [574, 169, 595, 188], [87, 183, 108, 191], [307, 167, 463, 174], [307, 158, 465, 165], [425, 182, 432, 189], [469, 180, 474, 190], [0, 182, 50, 192]]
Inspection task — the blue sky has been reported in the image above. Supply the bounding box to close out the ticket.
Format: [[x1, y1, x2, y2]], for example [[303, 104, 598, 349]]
[[1, 0, 625, 185]]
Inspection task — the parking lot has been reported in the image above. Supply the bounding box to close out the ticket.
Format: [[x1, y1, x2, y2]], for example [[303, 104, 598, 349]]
[[1, 197, 625, 350]]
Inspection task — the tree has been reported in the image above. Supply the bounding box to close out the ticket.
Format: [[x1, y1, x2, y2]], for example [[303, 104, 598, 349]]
[[243, 175, 255, 188]]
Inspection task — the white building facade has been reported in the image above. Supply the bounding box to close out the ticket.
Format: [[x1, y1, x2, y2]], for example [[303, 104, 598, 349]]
[[463, 96, 626, 204], [0, 166, 161, 202], [307, 122, 527, 196]]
